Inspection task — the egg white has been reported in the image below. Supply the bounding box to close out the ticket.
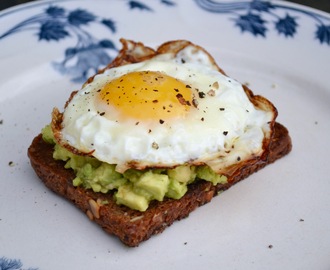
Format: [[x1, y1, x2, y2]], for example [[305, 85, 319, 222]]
[[60, 47, 273, 173]]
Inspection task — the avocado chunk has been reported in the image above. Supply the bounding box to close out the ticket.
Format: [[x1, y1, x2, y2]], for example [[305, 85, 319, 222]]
[[167, 165, 196, 183], [41, 124, 55, 144], [115, 184, 149, 212], [166, 179, 188, 199], [53, 143, 100, 170], [135, 171, 169, 201], [74, 162, 127, 193], [196, 166, 228, 185]]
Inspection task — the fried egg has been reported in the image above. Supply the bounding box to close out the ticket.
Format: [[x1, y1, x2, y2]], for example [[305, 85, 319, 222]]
[[57, 41, 275, 173]]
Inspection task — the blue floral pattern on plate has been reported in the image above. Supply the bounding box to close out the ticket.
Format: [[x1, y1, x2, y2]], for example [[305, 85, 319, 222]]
[[0, 0, 175, 82], [195, 0, 330, 43], [0, 256, 38, 270], [0, 0, 329, 82]]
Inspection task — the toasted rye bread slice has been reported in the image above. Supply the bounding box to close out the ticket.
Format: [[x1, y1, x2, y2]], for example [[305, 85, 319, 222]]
[[27, 122, 291, 247]]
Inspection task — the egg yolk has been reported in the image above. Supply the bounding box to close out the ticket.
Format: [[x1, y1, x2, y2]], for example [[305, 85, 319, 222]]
[[98, 71, 193, 121]]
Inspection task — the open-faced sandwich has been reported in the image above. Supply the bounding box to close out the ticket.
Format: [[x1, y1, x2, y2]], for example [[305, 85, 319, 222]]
[[28, 39, 292, 247]]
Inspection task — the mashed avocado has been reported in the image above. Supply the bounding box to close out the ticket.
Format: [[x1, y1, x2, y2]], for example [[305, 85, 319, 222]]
[[42, 125, 228, 211]]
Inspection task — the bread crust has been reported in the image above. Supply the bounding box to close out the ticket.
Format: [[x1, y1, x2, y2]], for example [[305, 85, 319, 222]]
[[27, 122, 291, 247]]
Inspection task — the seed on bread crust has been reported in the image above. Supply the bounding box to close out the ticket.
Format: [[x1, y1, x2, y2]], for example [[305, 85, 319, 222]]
[[88, 199, 100, 219], [86, 210, 94, 221]]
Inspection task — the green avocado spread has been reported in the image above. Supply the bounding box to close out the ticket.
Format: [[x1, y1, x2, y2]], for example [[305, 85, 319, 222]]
[[42, 125, 228, 211]]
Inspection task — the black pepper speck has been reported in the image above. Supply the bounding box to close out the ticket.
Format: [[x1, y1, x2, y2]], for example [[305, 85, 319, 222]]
[[198, 92, 206, 98]]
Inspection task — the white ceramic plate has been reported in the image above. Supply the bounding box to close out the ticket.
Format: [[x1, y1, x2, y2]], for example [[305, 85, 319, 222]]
[[1, 0, 329, 269]]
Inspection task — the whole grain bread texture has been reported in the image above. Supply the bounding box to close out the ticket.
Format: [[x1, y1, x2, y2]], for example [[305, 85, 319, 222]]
[[27, 39, 292, 247]]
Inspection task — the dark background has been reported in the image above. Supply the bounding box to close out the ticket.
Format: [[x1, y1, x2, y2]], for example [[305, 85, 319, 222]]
[[1, 0, 330, 12]]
